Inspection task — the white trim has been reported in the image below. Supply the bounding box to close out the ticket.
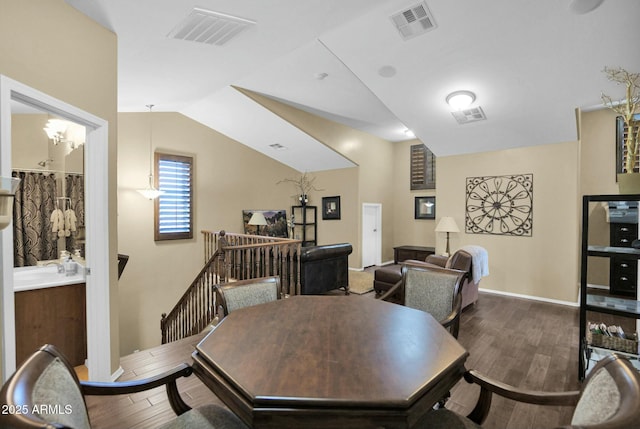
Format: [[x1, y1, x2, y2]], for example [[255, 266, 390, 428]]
[[478, 287, 579, 307], [111, 366, 124, 382], [0, 75, 112, 382]]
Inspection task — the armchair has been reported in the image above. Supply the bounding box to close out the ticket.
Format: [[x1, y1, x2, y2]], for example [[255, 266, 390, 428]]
[[419, 354, 640, 428], [215, 276, 281, 317], [374, 249, 479, 309], [0, 344, 247, 429], [378, 264, 466, 338]]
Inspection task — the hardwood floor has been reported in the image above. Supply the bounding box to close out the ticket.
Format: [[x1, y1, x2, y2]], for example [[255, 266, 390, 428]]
[[87, 292, 582, 429]]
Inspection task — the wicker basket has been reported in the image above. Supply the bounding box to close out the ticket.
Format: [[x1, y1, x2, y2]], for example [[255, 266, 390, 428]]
[[588, 331, 638, 354]]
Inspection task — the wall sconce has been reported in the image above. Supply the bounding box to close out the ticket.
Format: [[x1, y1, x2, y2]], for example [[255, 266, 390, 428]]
[[435, 216, 460, 256], [248, 212, 268, 235], [43, 118, 85, 149], [446, 90, 476, 110], [0, 177, 21, 231]]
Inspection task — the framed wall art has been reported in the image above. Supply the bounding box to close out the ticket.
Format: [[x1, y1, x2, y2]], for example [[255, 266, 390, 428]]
[[465, 174, 533, 236], [242, 209, 288, 237], [322, 196, 341, 220], [414, 196, 435, 219]]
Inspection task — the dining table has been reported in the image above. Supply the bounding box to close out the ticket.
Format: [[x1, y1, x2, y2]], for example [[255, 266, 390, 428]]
[[191, 295, 469, 429]]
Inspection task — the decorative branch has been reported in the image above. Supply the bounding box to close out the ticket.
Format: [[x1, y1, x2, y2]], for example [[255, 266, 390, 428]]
[[601, 67, 640, 173], [277, 172, 324, 198]]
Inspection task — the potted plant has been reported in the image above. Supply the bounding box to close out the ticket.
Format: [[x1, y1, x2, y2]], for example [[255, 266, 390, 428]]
[[277, 172, 323, 205], [601, 66, 640, 193]]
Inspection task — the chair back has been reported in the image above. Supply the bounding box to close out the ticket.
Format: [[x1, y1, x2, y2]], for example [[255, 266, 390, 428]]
[[570, 354, 640, 428], [0, 344, 91, 429], [446, 250, 472, 278], [401, 264, 466, 337], [216, 276, 281, 317]]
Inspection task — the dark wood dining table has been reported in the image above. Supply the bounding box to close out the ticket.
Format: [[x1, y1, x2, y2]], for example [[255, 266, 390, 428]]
[[191, 295, 469, 429]]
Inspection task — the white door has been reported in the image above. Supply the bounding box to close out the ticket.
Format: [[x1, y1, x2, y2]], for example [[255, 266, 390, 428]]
[[362, 203, 381, 267]]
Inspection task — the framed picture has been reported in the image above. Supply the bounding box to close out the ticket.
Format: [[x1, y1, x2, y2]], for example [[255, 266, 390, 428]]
[[414, 196, 435, 219], [322, 196, 341, 220], [242, 210, 288, 237]]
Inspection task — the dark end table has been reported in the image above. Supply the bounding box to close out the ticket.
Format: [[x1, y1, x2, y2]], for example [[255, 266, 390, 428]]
[[394, 245, 435, 264]]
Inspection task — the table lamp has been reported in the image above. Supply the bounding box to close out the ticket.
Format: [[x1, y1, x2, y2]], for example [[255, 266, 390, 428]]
[[435, 216, 459, 256], [0, 177, 20, 230], [248, 212, 268, 236]]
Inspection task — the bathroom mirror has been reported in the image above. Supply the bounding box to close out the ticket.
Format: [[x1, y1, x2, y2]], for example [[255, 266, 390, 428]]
[[11, 100, 86, 267]]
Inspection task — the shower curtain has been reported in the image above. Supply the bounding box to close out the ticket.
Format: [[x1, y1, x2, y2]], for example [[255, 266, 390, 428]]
[[13, 171, 58, 267], [65, 174, 85, 253]]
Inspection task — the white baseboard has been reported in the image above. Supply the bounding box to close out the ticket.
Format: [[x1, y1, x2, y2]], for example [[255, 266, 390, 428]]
[[478, 287, 579, 307], [110, 365, 124, 382]]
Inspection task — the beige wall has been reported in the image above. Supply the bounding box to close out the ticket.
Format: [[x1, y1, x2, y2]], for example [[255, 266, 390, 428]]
[[0, 0, 118, 374], [117, 112, 301, 353], [580, 108, 622, 287], [392, 139, 437, 249], [235, 87, 396, 267], [433, 141, 581, 303]]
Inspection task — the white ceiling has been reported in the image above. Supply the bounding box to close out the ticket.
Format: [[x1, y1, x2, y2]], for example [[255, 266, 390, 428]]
[[65, 0, 640, 171]]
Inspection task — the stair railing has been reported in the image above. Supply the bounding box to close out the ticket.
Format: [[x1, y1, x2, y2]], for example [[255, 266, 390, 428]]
[[161, 230, 301, 343]]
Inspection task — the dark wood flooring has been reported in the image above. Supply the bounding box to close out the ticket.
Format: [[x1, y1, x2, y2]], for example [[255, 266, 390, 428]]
[[87, 292, 583, 429]]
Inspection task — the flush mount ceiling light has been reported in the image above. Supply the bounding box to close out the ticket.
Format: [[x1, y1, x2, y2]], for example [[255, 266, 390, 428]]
[[446, 90, 476, 110], [137, 105, 164, 200]]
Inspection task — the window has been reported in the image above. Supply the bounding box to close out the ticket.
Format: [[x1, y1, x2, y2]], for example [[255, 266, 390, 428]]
[[410, 144, 436, 190], [154, 152, 193, 241]]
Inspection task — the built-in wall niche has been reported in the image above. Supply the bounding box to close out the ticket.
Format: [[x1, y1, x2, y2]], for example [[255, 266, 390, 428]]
[[11, 101, 86, 266]]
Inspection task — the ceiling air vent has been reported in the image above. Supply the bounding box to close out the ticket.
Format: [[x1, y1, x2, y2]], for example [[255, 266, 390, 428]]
[[390, 1, 437, 41], [168, 7, 255, 46], [451, 107, 487, 124], [269, 143, 288, 151]]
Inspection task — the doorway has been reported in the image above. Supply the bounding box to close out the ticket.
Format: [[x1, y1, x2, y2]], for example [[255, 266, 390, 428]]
[[362, 203, 382, 267], [0, 75, 112, 381]]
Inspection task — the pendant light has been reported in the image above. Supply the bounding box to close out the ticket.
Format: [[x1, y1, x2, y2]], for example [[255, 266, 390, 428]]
[[137, 105, 164, 200]]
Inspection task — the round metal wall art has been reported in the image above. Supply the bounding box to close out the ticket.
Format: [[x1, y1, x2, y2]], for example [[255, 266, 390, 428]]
[[465, 174, 533, 236]]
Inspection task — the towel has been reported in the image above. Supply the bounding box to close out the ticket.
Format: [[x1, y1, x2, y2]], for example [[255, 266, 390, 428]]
[[64, 209, 77, 236], [50, 209, 64, 233], [460, 245, 489, 283]]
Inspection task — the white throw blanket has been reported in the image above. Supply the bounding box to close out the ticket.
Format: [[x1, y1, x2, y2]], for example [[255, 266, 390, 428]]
[[460, 245, 489, 283]]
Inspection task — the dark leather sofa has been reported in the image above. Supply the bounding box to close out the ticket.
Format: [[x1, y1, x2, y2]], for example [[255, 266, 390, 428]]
[[299, 243, 352, 295]]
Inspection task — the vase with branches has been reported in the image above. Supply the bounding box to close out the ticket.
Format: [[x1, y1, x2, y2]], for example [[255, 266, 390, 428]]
[[601, 67, 640, 175], [277, 172, 323, 205]]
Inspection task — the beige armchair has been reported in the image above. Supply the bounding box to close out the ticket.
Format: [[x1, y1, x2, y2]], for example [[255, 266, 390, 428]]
[[419, 354, 640, 429], [215, 276, 281, 317], [0, 344, 248, 429], [378, 264, 466, 338]]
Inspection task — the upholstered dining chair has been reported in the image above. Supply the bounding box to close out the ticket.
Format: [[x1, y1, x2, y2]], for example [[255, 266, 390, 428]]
[[0, 344, 248, 429], [379, 263, 466, 338], [418, 353, 640, 429], [215, 276, 282, 318]]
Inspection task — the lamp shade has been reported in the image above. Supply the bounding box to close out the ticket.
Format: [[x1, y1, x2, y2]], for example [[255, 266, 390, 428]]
[[435, 216, 460, 233], [248, 212, 268, 226]]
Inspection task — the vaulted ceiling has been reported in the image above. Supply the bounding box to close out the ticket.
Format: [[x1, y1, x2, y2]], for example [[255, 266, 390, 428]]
[[66, 0, 640, 171]]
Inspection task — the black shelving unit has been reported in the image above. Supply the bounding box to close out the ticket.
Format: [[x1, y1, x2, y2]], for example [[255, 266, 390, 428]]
[[291, 205, 317, 247], [579, 194, 640, 379]]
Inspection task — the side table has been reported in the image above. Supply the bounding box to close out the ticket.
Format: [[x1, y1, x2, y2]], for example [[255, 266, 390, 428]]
[[394, 245, 436, 264]]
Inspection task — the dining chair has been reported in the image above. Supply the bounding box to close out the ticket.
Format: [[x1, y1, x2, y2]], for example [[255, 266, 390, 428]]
[[0, 344, 248, 429], [215, 276, 281, 317], [378, 263, 466, 338], [418, 353, 640, 428]]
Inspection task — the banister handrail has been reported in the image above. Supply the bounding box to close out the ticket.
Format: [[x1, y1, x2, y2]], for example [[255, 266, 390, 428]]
[[162, 230, 302, 344]]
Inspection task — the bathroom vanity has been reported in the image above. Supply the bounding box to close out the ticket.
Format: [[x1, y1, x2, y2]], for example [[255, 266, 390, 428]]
[[14, 266, 86, 366]]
